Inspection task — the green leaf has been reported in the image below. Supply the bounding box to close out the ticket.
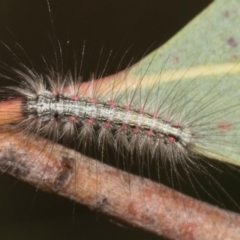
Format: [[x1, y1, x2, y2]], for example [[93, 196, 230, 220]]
[[111, 0, 240, 166]]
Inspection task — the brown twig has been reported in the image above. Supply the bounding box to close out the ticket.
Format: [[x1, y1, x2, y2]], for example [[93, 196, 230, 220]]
[[0, 130, 239, 240]]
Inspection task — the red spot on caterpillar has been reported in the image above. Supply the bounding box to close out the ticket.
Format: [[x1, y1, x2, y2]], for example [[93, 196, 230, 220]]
[[125, 105, 131, 111], [133, 127, 140, 134], [71, 95, 79, 101], [139, 108, 144, 114], [86, 119, 94, 125], [89, 98, 97, 103], [173, 122, 181, 128], [168, 136, 176, 143], [104, 122, 111, 128], [146, 130, 153, 137], [120, 124, 127, 131], [107, 100, 116, 108], [69, 116, 77, 122], [218, 121, 231, 132], [152, 112, 158, 118]]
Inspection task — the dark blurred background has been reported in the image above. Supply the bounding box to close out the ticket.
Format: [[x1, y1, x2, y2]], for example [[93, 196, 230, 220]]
[[3, 1, 236, 240], [0, 0, 212, 83]]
